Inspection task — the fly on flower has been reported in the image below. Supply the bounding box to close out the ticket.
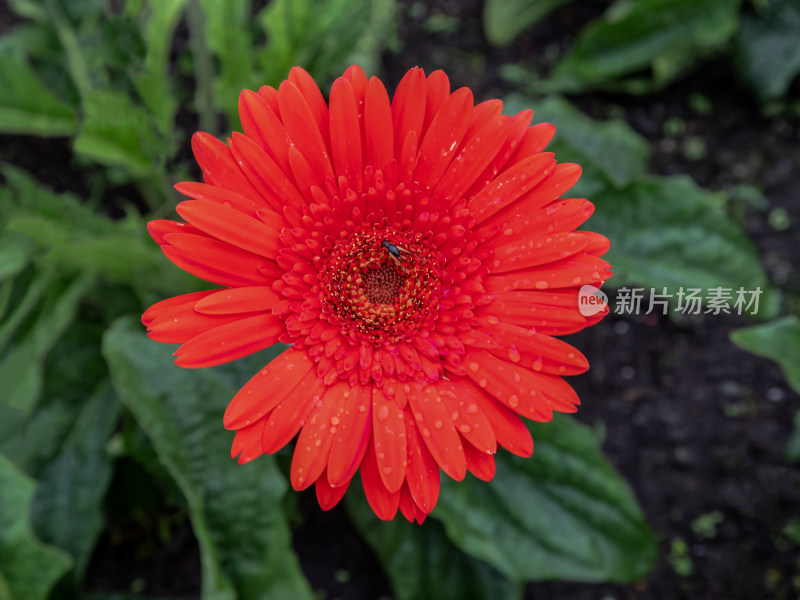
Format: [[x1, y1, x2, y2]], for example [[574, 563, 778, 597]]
[[142, 65, 612, 523]]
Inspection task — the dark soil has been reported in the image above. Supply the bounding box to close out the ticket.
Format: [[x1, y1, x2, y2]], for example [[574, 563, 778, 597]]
[[5, 0, 800, 598]]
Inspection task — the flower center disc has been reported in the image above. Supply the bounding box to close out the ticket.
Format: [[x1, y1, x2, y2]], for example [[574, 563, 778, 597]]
[[319, 228, 443, 344]]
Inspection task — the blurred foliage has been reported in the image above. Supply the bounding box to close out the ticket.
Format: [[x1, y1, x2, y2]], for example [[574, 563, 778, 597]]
[[731, 316, 800, 394], [0, 0, 797, 598]]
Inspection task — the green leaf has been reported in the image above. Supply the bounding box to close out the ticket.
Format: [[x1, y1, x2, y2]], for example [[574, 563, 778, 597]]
[[197, 0, 257, 126], [0, 231, 38, 282], [2, 164, 198, 294], [29, 382, 119, 577], [787, 412, 800, 464], [103, 317, 313, 600], [2, 320, 118, 578], [590, 176, 773, 304], [735, 0, 800, 100], [506, 95, 649, 197], [549, 0, 740, 93], [256, 0, 396, 86], [433, 415, 656, 582], [74, 89, 162, 177], [483, 0, 573, 47], [0, 273, 94, 419], [0, 53, 77, 136], [346, 489, 522, 600], [730, 315, 800, 394], [134, 0, 188, 133], [0, 454, 73, 600]]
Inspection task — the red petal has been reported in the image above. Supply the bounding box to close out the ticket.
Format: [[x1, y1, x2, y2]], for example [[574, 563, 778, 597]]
[[142, 290, 214, 327], [408, 382, 466, 481], [278, 79, 335, 185], [223, 349, 314, 429], [392, 67, 427, 160], [329, 77, 363, 191], [489, 231, 591, 273], [231, 419, 267, 465], [191, 132, 264, 200], [403, 406, 440, 514], [194, 286, 279, 315], [174, 313, 283, 368], [481, 163, 583, 231], [288, 66, 330, 151], [438, 379, 497, 454], [422, 69, 450, 134], [372, 386, 407, 492], [174, 182, 265, 219], [484, 254, 613, 293], [360, 435, 401, 520], [364, 76, 394, 172], [432, 115, 511, 205], [161, 233, 276, 287], [459, 379, 533, 457], [290, 380, 350, 490], [327, 384, 372, 487], [229, 132, 305, 212], [147, 219, 201, 245], [505, 122, 557, 168], [176, 200, 281, 259], [481, 319, 589, 375], [469, 153, 556, 224], [414, 87, 473, 193], [262, 371, 325, 453], [237, 89, 292, 175], [315, 470, 350, 511], [463, 439, 496, 481], [146, 299, 255, 344]]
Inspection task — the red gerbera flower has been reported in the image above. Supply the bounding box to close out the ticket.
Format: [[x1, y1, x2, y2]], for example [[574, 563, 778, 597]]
[[143, 65, 611, 523]]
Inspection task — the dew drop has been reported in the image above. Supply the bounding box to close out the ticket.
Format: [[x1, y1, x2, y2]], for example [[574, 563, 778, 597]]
[[382, 466, 393, 475], [535, 281, 549, 289], [466, 403, 478, 414], [508, 395, 520, 408], [458, 424, 471, 434], [434, 420, 443, 429]]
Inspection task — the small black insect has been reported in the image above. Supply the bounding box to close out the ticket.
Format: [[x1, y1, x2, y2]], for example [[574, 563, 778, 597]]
[[381, 240, 410, 266]]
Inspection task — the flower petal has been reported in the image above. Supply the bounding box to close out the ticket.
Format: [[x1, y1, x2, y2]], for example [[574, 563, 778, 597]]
[[372, 386, 407, 492], [360, 435, 401, 520], [176, 200, 282, 259], [316, 470, 350, 511], [224, 349, 314, 430], [262, 372, 325, 453], [290, 380, 350, 490], [403, 406, 440, 514], [174, 313, 283, 368], [408, 382, 466, 481], [329, 77, 363, 191], [327, 384, 372, 487], [364, 76, 394, 173]]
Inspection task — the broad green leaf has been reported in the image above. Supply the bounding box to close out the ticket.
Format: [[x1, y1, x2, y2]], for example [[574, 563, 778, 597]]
[[197, 0, 257, 126], [74, 89, 162, 177], [0, 53, 77, 136], [0, 273, 94, 419], [346, 489, 522, 600], [103, 317, 313, 600], [730, 315, 800, 394], [590, 176, 773, 307], [549, 0, 740, 93], [484, 0, 573, 47], [256, 0, 396, 87], [433, 415, 656, 582], [735, 0, 800, 100], [2, 164, 198, 294], [2, 320, 118, 578], [787, 412, 800, 463], [507, 95, 649, 197], [29, 382, 119, 577], [0, 454, 72, 600], [134, 0, 188, 133], [0, 231, 38, 281]]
